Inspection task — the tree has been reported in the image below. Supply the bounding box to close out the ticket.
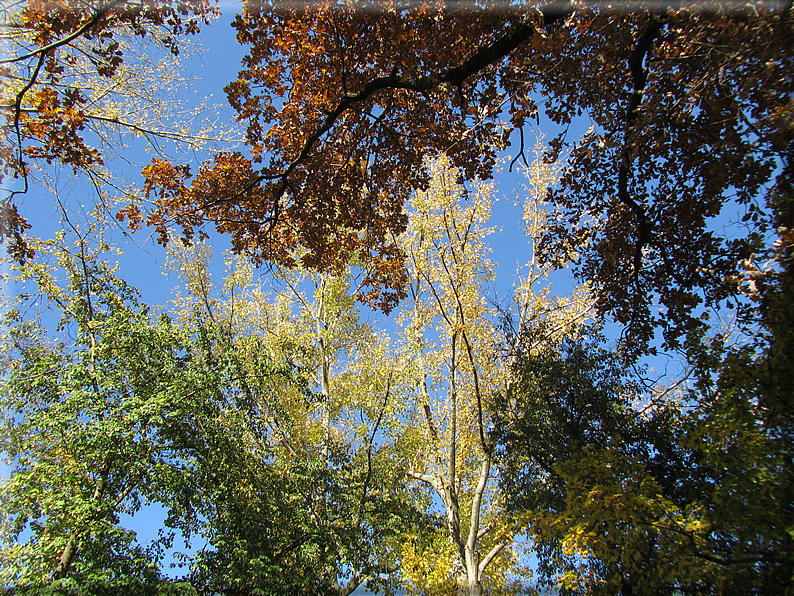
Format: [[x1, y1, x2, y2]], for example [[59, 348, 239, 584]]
[[161, 242, 428, 595], [393, 156, 591, 595], [396, 156, 510, 596], [492, 325, 701, 594], [494, 316, 794, 594], [0, 0, 227, 262], [668, 151, 794, 593], [0, 218, 421, 595], [0, 230, 196, 592], [137, 0, 792, 352]]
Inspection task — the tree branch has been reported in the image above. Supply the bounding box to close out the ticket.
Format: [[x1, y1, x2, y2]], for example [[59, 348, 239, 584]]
[[618, 11, 667, 295], [338, 563, 399, 596], [405, 468, 442, 493], [1, 0, 126, 65], [478, 538, 509, 575], [199, 0, 575, 219], [355, 373, 391, 530], [466, 457, 491, 573]]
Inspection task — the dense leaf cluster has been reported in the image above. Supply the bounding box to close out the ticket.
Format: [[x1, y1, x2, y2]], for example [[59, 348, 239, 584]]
[[0, 242, 425, 595], [493, 288, 794, 593], [137, 0, 792, 350]]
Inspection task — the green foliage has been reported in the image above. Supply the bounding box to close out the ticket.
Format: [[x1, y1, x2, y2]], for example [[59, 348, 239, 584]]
[[494, 326, 645, 511], [495, 316, 794, 594], [0, 254, 189, 589], [1, 230, 433, 595]]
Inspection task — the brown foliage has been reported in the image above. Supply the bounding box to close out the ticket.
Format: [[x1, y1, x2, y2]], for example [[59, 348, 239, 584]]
[[143, 0, 573, 312], [540, 5, 793, 354], [142, 0, 792, 344], [8, 0, 791, 347], [1, 0, 218, 259]]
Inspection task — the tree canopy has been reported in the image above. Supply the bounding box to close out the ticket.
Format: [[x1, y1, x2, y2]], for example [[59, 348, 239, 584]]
[[137, 0, 792, 349], [5, 0, 792, 347], [1, 0, 228, 261], [1, 1, 793, 595]]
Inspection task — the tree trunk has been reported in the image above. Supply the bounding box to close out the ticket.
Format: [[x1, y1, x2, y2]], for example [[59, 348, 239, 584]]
[[53, 533, 78, 580], [52, 459, 110, 581], [458, 580, 484, 596], [319, 333, 331, 462]]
